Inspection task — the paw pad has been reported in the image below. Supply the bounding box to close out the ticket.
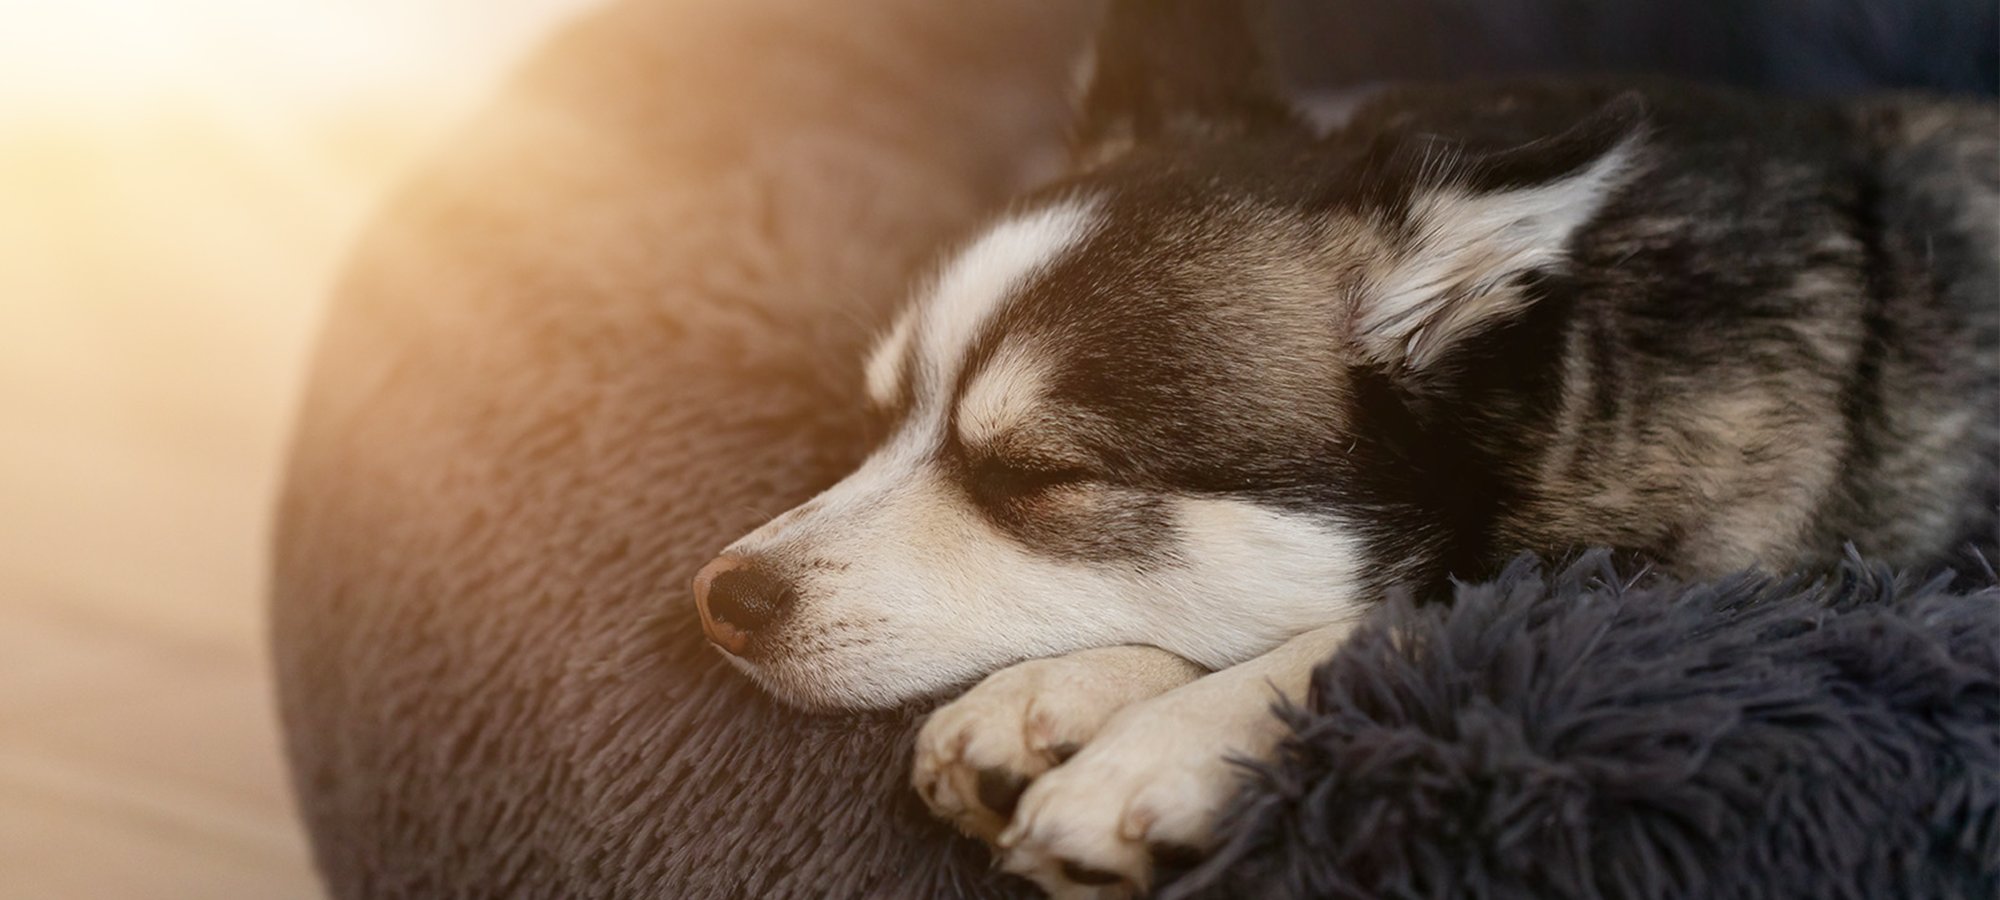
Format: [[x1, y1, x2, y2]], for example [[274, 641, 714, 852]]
[[1148, 841, 1207, 872], [1059, 860, 1127, 887], [976, 767, 1029, 817]]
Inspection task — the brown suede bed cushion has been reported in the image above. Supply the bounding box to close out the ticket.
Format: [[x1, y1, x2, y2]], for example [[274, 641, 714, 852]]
[[271, 1, 1092, 896]]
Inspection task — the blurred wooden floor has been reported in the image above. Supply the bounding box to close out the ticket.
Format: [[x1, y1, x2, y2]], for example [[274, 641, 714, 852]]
[[0, 111, 376, 897], [0, 87, 531, 900], [0, 5, 597, 896]]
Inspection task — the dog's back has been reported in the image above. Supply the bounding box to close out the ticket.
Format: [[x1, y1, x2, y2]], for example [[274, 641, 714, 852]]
[[1857, 96, 1999, 572], [1330, 83, 1998, 575]]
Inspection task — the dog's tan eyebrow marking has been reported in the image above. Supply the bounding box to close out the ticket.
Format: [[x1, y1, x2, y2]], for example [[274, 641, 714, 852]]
[[956, 341, 1056, 452]]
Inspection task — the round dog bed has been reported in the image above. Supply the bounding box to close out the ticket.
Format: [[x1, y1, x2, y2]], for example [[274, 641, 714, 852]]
[[271, 1, 1998, 897]]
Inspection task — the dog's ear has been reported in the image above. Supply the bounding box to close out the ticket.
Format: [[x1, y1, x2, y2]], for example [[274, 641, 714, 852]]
[[1351, 96, 1648, 372], [1072, 0, 1303, 167]]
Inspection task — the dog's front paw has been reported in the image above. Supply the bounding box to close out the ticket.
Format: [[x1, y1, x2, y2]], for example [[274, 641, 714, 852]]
[[913, 646, 1202, 844], [996, 681, 1288, 898]]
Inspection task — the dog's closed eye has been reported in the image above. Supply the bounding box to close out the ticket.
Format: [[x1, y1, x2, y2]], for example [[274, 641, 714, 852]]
[[970, 457, 1095, 502]]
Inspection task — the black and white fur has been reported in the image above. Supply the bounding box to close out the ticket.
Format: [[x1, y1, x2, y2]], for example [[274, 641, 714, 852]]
[[692, 1, 1998, 895]]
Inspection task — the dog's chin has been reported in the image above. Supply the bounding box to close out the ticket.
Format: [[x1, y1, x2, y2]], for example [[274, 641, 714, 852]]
[[720, 649, 955, 714]]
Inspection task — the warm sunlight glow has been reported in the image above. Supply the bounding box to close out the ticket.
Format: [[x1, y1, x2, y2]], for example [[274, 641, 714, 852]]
[[0, 0, 601, 111], [1, 0, 609, 648], [0, 3, 603, 893]]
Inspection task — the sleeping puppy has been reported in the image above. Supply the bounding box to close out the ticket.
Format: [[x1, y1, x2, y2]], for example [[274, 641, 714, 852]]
[[690, 0, 1998, 895]]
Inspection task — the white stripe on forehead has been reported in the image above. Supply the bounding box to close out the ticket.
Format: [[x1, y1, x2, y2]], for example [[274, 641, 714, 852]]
[[913, 197, 1101, 400], [864, 307, 918, 409]]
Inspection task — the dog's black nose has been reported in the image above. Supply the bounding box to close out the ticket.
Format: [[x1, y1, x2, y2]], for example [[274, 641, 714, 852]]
[[691, 555, 794, 656]]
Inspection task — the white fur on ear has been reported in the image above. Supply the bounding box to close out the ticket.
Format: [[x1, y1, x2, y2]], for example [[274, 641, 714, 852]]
[[1357, 135, 1642, 370]]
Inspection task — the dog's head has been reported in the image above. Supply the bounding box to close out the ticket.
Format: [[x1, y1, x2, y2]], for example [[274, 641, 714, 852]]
[[694, 0, 1644, 709]]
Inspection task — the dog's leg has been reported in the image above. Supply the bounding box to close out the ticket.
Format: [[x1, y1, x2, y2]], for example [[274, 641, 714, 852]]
[[997, 622, 1356, 898], [913, 646, 1205, 844]]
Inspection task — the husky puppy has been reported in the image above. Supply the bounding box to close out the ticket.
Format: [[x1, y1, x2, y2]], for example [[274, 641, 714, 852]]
[[690, 0, 1997, 894]]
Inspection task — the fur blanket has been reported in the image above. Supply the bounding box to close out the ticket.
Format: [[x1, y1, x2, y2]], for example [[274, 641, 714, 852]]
[[1167, 554, 2000, 899], [269, 0, 1998, 897]]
